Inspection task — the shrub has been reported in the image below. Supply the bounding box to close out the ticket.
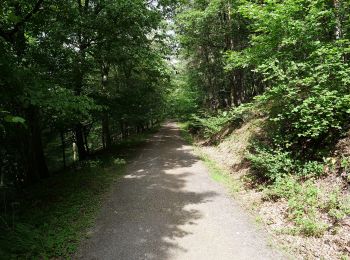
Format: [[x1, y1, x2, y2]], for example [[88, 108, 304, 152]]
[[188, 103, 254, 138], [323, 189, 350, 221], [265, 175, 350, 237], [248, 147, 295, 181], [264, 175, 301, 199], [265, 176, 328, 237], [190, 112, 230, 138], [247, 146, 323, 181]]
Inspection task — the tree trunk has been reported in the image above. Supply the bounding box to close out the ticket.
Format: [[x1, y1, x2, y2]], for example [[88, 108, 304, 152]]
[[102, 113, 111, 149], [231, 69, 243, 106], [26, 107, 49, 182], [83, 128, 89, 154], [101, 64, 112, 149], [119, 121, 124, 140], [73, 40, 88, 160], [1, 5, 48, 183], [60, 131, 66, 169], [75, 124, 87, 160], [334, 0, 342, 40]]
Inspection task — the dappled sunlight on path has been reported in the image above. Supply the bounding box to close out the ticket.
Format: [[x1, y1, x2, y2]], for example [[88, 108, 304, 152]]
[[76, 122, 285, 260]]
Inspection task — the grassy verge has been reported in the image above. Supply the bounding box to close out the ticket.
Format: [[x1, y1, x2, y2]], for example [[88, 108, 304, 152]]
[[0, 132, 153, 259], [179, 120, 350, 258], [178, 122, 242, 194], [197, 152, 242, 194], [178, 121, 193, 144]]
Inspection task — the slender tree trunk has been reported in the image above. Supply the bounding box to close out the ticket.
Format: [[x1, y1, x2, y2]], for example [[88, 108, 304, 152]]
[[101, 64, 112, 149], [83, 128, 89, 155], [60, 130, 66, 169], [75, 123, 87, 160], [102, 113, 111, 148], [102, 127, 105, 149], [225, 2, 238, 107], [73, 43, 88, 160], [334, 0, 342, 40], [119, 121, 124, 140], [230, 73, 237, 106], [26, 107, 49, 182], [236, 69, 243, 105], [203, 47, 216, 110]]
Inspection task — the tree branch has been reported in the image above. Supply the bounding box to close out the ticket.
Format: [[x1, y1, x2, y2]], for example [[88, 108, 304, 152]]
[[12, 0, 45, 34], [0, 0, 44, 43]]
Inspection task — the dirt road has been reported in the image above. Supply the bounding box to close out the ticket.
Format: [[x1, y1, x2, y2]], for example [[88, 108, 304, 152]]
[[77, 122, 286, 260]]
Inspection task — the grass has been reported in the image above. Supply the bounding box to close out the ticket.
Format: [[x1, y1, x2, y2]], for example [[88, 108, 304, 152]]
[[199, 152, 242, 193], [0, 131, 153, 259], [178, 122, 242, 194], [178, 121, 193, 144]]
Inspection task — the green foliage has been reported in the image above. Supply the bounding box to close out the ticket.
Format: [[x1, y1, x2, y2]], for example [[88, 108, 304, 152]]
[[0, 129, 153, 258], [226, 0, 350, 158], [176, 0, 350, 246], [0, 0, 173, 184], [176, 0, 256, 109], [265, 175, 350, 237], [113, 158, 126, 166], [265, 175, 301, 200], [0, 111, 26, 139], [339, 156, 350, 182], [166, 69, 202, 120], [248, 146, 324, 181], [43, 87, 102, 127], [178, 122, 194, 144], [0, 0, 175, 257], [323, 189, 350, 221], [287, 181, 327, 237], [190, 111, 232, 137], [188, 103, 254, 138], [3, 115, 26, 125], [266, 176, 326, 237], [0, 154, 125, 259], [248, 147, 296, 181]]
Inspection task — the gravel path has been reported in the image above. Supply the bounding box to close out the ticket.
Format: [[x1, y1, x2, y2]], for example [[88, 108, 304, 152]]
[[76, 122, 286, 260]]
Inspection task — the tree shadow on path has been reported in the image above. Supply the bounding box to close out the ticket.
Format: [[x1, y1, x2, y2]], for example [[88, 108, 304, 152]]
[[76, 123, 218, 260]]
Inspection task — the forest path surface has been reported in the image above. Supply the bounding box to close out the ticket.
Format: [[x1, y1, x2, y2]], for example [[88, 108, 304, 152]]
[[76, 122, 286, 260]]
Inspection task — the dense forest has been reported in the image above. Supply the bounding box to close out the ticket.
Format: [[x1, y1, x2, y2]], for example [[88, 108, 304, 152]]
[[0, 0, 176, 185], [0, 0, 177, 258], [1, 0, 350, 258], [174, 0, 350, 151], [173, 0, 350, 182]]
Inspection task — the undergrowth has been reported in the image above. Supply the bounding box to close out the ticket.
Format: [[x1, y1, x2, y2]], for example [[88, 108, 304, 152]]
[[1, 161, 124, 259], [0, 132, 152, 259], [247, 145, 324, 181], [178, 121, 193, 144], [188, 103, 254, 139], [265, 175, 350, 237]]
